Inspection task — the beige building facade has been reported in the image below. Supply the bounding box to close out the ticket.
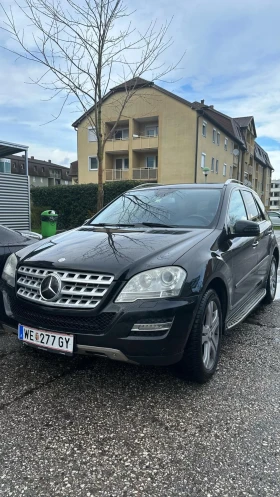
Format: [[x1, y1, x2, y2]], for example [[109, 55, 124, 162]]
[[72, 78, 273, 207]]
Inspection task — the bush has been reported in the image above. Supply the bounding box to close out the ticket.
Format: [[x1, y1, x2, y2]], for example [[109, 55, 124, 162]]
[[31, 180, 152, 230]]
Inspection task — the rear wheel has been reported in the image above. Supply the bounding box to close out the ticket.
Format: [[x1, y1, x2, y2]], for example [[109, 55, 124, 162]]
[[264, 256, 277, 304], [178, 289, 222, 383]]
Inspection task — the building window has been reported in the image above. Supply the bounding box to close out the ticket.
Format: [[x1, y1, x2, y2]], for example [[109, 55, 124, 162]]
[[146, 125, 158, 137], [213, 129, 216, 143], [201, 153, 206, 168], [224, 137, 228, 151], [20, 164, 24, 170], [217, 132, 220, 146], [88, 127, 97, 142], [211, 158, 215, 172], [40, 178, 43, 183], [89, 156, 98, 170], [146, 156, 157, 168], [34, 166, 37, 172], [33, 176, 36, 182], [42, 167, 44, 173], [55, 179, 61, 185], [13, 163, 16, 169], [0, 159, 11, 174], [216, 159, 219, 173], [115, 157, 129, 170], [202, 121, 207, 137], [114, 128, 129, 140], [223, 164, 227, 176]]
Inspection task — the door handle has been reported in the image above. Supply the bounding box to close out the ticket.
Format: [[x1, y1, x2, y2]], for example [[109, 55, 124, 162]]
[[252, 241, 259, 248]]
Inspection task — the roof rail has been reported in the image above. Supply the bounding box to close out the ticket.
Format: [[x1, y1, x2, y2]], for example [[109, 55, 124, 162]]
[[132, 183, 163, 189], [224, 179, 244, 185]]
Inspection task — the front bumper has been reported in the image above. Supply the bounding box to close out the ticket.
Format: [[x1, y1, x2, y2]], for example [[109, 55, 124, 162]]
[[2, 284, 199, 366]]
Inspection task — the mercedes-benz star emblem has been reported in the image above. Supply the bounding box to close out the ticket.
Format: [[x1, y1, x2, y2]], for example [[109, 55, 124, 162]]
[[40, 273, 62, 302]]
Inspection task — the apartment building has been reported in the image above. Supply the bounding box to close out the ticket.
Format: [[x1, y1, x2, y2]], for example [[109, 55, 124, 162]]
[[3, 155, 71, 187], [270, 180, 280, 210], [72, 78, 273, 206]]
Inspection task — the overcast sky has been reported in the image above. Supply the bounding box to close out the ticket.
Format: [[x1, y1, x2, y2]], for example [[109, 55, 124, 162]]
[[0, 0, 280, 177]]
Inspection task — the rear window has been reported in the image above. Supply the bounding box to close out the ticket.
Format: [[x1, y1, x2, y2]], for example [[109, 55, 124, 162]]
[[91, 188, 222, 228]]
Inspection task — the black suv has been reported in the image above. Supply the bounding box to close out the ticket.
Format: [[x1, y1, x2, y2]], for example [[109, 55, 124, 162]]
[[1, 181, 278, 382]]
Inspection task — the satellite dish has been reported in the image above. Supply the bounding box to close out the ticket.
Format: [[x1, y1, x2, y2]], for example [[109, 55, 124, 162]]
[[233, 149, 240, 157]]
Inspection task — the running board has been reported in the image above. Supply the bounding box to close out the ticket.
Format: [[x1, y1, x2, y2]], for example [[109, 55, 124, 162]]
[[226, 288, 266, 330]]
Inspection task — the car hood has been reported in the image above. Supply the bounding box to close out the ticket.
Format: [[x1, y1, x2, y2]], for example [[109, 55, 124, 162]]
[[16, 226, 213, 280]]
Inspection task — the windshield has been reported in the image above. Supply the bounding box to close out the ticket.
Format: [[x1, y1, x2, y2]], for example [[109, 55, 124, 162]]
[[90, 188, 221, 228]]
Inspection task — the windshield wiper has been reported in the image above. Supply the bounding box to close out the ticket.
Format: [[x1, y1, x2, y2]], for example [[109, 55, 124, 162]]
[[90, 223, 136, 227], [136, 222, 174, 228]]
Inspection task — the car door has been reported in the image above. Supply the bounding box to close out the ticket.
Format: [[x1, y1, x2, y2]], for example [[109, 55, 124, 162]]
[[222, 189, 259, 307], [242, 191, 272, 284]]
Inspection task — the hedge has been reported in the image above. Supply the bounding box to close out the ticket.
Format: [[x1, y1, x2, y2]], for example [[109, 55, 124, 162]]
[[31, 180, 152, 230]]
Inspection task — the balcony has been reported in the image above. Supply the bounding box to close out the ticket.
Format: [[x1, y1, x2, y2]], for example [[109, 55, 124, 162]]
[[105, 169, 130, 181], [132, 135, 158, 151], [132, 168, 158, 181], [105, 139, 129, 153]]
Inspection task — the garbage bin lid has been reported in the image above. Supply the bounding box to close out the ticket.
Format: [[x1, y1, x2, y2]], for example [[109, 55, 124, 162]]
[[41, 210, 57, 215]]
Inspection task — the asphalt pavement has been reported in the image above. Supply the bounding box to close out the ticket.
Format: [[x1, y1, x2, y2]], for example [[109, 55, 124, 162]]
[[0, 286, 280, 496]]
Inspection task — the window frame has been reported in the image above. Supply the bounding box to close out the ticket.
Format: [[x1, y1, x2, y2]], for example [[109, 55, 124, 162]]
[[146, 156, 158, 169], [215, 159, 219, 174], [145, 125, 158, 137], [212, 128, 216, 144], [115, 157, 129, 170], [211, 157, 215, 172], [88, 127, 97, 142], [114, 128, 129, 140], [217, 132, 220, 146], [226, 188, 248, 234], [88, 156, 98, 171], [201, 153, 206, 169], [241, 190, 265, 223], [202, 121, 207, 137], [224, 137, 228, 151], [223, 163, 227, 177]]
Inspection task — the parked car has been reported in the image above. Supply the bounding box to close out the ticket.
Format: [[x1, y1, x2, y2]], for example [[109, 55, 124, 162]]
[[1, 180, 278, 383], [0, 225, 40, 321], [268, 211, 280, 227]]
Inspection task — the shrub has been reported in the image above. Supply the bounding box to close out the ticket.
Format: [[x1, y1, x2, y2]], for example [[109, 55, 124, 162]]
[[31, 180, 152, 230]]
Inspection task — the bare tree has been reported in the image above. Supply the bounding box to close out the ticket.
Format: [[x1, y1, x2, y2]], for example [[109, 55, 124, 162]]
[[1, 0, 181, 210]]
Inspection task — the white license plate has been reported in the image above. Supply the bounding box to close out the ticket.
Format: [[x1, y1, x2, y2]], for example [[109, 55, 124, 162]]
[[18, 324, 74, 355]]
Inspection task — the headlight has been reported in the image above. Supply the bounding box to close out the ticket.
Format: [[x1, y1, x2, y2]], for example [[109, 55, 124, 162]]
[[115, 266, 187, 303], [2, 253, 17, 287]]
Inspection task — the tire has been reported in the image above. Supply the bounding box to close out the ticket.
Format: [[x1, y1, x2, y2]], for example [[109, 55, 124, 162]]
[[263, 255, 277, 304], [178, 289, 223, 383]]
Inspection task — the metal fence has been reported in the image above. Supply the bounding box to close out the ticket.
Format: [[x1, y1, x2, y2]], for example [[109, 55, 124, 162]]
[[0, 173, 30, 230]]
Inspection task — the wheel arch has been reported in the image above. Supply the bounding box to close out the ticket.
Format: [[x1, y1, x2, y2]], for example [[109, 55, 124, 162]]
[[205, 277, 228, 327], [273, 246, 279, 267]]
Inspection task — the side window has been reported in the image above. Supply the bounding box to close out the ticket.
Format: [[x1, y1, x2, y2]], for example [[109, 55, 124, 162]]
[[242, 191, 264, 222], [254, 195, 269, 221], [227, 190, 247, 233]]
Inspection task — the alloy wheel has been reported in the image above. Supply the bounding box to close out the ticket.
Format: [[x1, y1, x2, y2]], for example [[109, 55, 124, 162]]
[[202, 300, 220, 370]]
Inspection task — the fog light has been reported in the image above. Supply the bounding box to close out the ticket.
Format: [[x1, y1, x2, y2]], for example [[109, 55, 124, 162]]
[[131, 321, 173, 333]]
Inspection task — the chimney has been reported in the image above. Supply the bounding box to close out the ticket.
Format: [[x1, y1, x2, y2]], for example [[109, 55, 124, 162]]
[[209, 105, 214, 109], [201, 99, 204, 105], [31, 156, 34, 159], [48, 160, 51, 163]]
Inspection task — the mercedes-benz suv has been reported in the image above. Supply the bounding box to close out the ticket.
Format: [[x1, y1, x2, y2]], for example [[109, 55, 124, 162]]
[[1, 180, 278, 383]]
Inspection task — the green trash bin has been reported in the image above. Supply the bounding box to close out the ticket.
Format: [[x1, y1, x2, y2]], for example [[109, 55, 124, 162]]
[[41, 210, 58, 237]]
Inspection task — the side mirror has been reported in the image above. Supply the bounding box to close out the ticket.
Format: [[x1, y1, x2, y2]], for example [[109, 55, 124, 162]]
[[230, 220, 260, 238]]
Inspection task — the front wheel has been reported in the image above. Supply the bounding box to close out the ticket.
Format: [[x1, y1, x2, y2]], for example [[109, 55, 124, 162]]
[[178, 289, 222, 383], [264, 256, 277, 304]]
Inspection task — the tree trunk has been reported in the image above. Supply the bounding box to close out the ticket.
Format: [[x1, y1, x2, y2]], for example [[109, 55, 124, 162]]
[[97, 155, 104, 212]]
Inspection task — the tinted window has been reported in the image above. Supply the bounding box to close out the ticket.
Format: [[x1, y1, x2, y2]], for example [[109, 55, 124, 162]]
[[90, 188, 221, 228], [254, 195, 269, 221], [242, 191, 264, 222], [227, 190, 247, 232]]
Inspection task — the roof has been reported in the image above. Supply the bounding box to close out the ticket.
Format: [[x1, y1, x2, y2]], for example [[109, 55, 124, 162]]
[[69, 160, 78, 176], [254, 142, 273, 169], [193, 105, 246, 148], [72, 78, 192, 128], [0, 140, 28, 159], [234, 116, 254, 128]]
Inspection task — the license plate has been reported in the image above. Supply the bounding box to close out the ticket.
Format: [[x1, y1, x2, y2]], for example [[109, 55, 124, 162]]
[[18, 324, 74, 355]]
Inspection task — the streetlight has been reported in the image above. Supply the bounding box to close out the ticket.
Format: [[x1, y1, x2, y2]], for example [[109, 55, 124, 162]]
[[202, 167, 210, 183]]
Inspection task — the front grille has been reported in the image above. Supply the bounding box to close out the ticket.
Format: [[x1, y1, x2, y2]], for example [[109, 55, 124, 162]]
[[8, 295, 116, 335], [16, 266, 114, 309]]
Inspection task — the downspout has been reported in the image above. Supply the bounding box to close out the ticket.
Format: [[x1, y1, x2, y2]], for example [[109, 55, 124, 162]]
[[194, 112, 200, 184]]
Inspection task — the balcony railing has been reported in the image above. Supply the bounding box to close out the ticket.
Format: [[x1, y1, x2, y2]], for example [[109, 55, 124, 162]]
[[105, 139, 129, 152], [105, 169, 130, 181], [132, 135, 158, 150], [132, 168, 158, 181]]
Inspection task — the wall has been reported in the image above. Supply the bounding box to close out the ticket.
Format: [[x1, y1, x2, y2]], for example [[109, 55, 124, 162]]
[[196, 116, 239, 183], [77, 86, 197, 185]]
